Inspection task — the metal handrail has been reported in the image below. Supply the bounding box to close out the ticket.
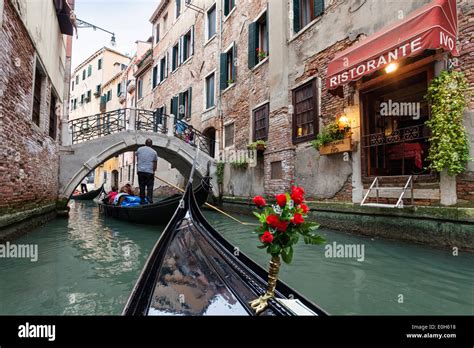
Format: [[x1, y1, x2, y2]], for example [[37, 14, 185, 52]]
[[361, 177, 378, 206], [395, 175, 413, 208], [68, 108, 214, 157]]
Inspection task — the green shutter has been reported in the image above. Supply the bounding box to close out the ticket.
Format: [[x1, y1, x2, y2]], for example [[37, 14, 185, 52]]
[[314, 0, 325, 17], [183, 35, 188, 60], [248, 22, 258, 69], [220, 53, 227, 90], [293, 0, 301, 33], [224, 0, 229, 15], [171, 96, 178, 122], [178, 92, 184, 120], [232, 43, 237, 82], [187, 87, 192, 118]]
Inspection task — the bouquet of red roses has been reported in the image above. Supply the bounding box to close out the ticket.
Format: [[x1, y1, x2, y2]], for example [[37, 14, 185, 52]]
[[252, 186, 325, 264]]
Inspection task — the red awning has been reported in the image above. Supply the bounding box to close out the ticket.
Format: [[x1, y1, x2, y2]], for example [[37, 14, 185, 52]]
[[326, 0, 458, 91]]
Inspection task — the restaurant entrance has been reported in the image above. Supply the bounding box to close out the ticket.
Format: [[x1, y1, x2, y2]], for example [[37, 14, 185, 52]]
[[361, 66, 433, 178]]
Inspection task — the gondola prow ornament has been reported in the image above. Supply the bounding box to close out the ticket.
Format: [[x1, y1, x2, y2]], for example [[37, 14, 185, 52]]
[[249, 187, 325, 314]]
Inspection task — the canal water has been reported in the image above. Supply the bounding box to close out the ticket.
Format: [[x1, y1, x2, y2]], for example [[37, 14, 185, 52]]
[[0, 201, 473, 315]]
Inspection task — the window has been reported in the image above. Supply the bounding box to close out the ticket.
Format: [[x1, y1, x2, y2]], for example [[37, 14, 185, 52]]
[[152, 65, 158, 88], [253, 103, 269, 141], [137, 78, 143, 99], [292, 79, 319, 143], [170, 95, 178, 118], [155, 23, 160, 44], [73, 98, 77, 110], [172, 43, 179, 71], [207, 5, 216, 39], [128, 164, 131, 181], [82, 70, 86, 80], [121, 64, 127, 70], [182, 27, 194, 62], [224, 123, 234, 148], [271, 161, 283, 180], [205, 73, 215, 109], [223, 0, 235, 17], [49, 92, 57, 139], [163, 13, 168, 32], [178, 88, 192, 120], [87, 90, 91, 102], [220, 44, 236, 89], [98, 58, 102, 70], [293, 0, 324, 33], [117, 83, 122, 96], [71, 81, 74, 91], [75, 75, 79, 84], [176, 0, 181, 18], [249, 12, 268, 68], [160, 56, 167, 82], [106, 90, 112, 102], [95, 84, 101, 96], [87, 64, 92, 77], [80, 94, 84, 104]]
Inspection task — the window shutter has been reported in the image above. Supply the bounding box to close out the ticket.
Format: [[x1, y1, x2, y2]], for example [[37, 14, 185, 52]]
[[314, 0, 325, 17], [188, 87, 192, 117], [224, 0, 229, 16], [232, 43, 237, 82], [178, 92, 184, 120], [157, 62, 161, 85], [191, 25, 195, 56], [171, 96, 178, 120], [167, 49, 171, 76], [183, 34, 188, 60], [219, 53, 227, 90], [248, 22, 258, 69], [293, 0, 301, 33]]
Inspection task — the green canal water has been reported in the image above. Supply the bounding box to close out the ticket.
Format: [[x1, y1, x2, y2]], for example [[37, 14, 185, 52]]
[[0, 201, 473, 315]]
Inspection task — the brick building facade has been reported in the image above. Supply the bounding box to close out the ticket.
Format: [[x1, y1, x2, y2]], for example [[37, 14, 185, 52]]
[[143, 0, 473, 206], [0, 0, 73, 220]]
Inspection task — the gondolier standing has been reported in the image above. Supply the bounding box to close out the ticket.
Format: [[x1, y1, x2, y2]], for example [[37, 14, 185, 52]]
[[81, 177, 88, 193], [136, 139, 158, 204]]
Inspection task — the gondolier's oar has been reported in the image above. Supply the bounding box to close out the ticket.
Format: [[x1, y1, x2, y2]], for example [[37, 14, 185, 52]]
[[154, 175, 259, 226]]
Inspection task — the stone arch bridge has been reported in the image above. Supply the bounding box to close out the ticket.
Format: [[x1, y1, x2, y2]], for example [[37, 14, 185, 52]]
[[59, 108, 217, 201]]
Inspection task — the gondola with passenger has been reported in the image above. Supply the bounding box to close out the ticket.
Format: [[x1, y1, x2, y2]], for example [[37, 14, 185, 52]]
[[71, 185, 104, 201], [123, 160, 327, 316], [98, 177, 212, 225]]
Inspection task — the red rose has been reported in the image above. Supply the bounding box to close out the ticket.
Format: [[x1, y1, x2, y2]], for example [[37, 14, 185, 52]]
[[276, 220, 288, 232], [291, 213, 305, 225], [300, 203, 309, 214], [275, 194, 287, 208], [291, 186, 305, 205], [253, 196, 266, 207], [261, 231, 274, 244], [266, 215, 280, 228]]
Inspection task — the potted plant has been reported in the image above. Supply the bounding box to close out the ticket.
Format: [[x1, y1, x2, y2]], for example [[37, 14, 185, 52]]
[[312, 119, 352, 155], [230, 160, 248, 170], [249, 187, 325, 314], [256, 48, 267, 61], [247, 140, 267, 152]]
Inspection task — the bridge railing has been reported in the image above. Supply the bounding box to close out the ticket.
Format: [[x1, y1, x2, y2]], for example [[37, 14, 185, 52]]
[[69, 109, 130, 144], [69, 108, 215, 157]]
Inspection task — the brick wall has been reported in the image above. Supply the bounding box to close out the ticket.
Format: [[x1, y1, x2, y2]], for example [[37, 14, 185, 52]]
[[0, 0, 59, 213]]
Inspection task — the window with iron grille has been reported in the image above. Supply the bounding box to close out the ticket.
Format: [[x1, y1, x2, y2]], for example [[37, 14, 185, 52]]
[[253, 103, 269, 141], [292, 79, 319, 143], [224, 123, 234, 148]]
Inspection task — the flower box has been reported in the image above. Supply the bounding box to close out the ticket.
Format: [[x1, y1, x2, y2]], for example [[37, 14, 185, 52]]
[[319, 137, 352, 155]]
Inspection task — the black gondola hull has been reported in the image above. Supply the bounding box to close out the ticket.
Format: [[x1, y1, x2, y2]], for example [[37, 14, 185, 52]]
[[71, 185, 103, 201], [123, 176, 327, 316]]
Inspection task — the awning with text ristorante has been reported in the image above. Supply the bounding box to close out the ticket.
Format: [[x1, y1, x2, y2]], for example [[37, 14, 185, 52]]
[[326, 0, 458, 94]]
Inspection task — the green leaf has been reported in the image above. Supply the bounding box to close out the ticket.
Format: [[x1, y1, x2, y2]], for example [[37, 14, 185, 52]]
[[303, 234, 326, 245], [281, 246, 294, 264]]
